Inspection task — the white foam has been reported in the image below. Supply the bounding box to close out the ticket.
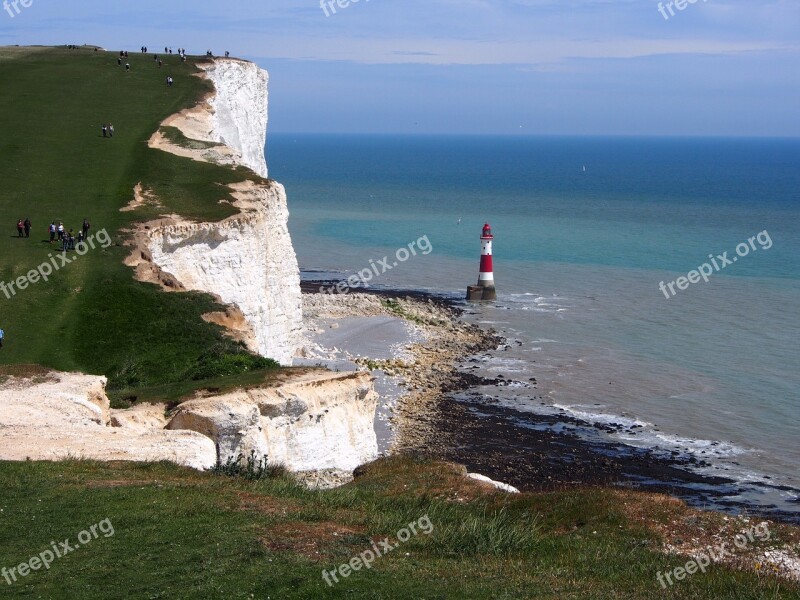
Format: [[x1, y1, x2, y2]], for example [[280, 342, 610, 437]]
[[551, 403, 652, 429]]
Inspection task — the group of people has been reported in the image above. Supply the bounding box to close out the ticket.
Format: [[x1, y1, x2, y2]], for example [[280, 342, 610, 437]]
[[47, 219, 91, 251], [101, 123, 115, 137], [15, 218, 31, 238], [13, 218, 91, 250], [204, 50, 230, 59]]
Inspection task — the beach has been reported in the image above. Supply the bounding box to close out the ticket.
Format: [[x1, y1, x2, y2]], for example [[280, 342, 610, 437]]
[[299, 280, 800, 525]]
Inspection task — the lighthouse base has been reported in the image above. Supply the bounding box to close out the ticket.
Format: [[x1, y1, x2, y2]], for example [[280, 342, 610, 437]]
[[466, 285, 497, 301]]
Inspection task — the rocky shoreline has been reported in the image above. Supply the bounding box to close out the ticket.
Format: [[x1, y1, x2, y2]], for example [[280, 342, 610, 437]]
[[302, 280, 800, 526]]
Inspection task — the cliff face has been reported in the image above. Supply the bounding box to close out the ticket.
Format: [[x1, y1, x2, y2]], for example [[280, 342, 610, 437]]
[[0, 372, 216, 471], [203, 60, 269, 178], [0, 370, 378, 475], [0, 58, 380, 480], [167, 371, 379, 472], [146, 181, 301, 364], [142, 59, 301, 364]]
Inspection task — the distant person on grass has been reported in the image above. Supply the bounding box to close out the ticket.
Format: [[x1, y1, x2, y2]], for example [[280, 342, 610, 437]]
[[49, 222, 56, 243], [57, 222, 64, 241], [23, 217, 31, 238], [16, 219, 24, 237], [102, 124, 107, 137], [0, 328, 4, 349], [82, 218, 90, 237], [109, 124, 114, 137]]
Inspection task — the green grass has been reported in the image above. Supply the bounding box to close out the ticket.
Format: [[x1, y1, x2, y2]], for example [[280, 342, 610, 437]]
[[0, 46, 274, 392], [0, 456, 797, 599], [107, 365, 297, 410], [159, 125, 225, 150]]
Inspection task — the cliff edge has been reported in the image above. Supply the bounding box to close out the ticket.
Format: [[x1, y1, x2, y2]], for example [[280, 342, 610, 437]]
[[132, 58, 302, 364]]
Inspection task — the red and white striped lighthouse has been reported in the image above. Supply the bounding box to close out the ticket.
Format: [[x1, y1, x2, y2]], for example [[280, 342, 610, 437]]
[[466, 223, 497, 301]]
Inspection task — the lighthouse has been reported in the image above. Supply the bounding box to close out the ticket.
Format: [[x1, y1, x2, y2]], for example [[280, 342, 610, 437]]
[[466, 223, 497, 301]]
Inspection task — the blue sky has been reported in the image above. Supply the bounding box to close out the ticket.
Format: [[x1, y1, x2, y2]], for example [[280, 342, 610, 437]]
[[1, 0, 798, 135]]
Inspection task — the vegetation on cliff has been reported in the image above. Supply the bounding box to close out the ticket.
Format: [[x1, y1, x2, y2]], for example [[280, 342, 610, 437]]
[[1, 456, 798, 598]]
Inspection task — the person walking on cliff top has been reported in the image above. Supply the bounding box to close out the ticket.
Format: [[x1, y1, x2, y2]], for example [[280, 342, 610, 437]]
[[16, 219, 24, 237], [23, 217, 31, 238]]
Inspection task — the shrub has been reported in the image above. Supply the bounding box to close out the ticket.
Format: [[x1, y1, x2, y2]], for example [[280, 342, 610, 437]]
[[211, 450, 286, 481]]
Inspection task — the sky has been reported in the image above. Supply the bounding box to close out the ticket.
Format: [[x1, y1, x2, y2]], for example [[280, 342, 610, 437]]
[[1, 0, 798, 135]]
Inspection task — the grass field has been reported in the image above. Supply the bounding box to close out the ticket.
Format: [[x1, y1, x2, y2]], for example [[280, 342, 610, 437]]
[[0, 46, 277, 393], [0, 456, 798, 599]]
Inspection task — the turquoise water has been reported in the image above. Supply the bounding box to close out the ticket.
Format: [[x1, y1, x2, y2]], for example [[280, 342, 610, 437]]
[[269, 134, 800, 512]]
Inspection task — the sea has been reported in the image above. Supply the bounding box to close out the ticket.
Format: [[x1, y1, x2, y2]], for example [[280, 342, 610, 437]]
[[267, 134, 800, 516]]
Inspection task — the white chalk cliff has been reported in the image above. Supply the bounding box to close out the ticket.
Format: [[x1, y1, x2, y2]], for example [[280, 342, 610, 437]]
[[204, 60, 269, 178], [143, 58, 301, 364], [0, 372, 217, 471], [146, 180, 301, 364], [167, 371, 378, 472], [0, 58, 379, 479], [130, 58, 375, 473], [0, 369, 378, 475]]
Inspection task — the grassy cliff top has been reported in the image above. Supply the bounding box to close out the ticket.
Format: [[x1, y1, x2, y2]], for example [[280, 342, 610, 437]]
[[0, 46, 278, 394], [0, 456, 798, 598]]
